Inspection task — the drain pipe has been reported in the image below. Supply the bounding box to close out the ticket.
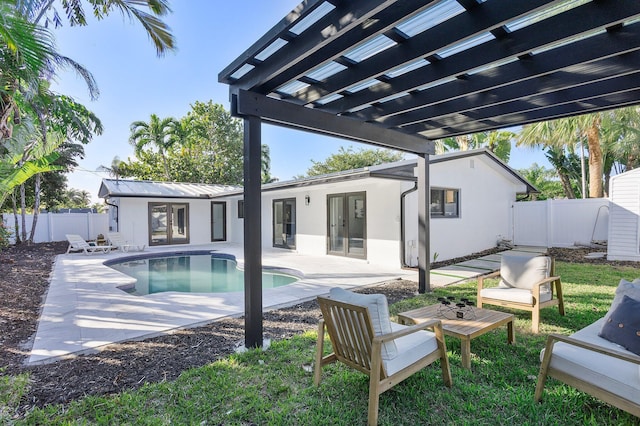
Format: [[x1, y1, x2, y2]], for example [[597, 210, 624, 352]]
[[104, 198, 119, 232], [400, 182, 418, 268]]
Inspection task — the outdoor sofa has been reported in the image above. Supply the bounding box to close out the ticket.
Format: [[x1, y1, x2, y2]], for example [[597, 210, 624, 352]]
[[535, 278, 640, 417]]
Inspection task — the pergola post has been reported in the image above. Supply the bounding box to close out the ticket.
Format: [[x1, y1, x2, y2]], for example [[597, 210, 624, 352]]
[[417, 154, 431, 293], [243, 116, 263, 348]]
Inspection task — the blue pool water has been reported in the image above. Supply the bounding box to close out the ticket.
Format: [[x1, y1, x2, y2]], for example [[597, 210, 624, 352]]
[[107, 252, 298, 295]]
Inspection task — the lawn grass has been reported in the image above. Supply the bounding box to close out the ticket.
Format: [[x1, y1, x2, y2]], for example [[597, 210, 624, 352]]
[[3, 261, 640, 425]]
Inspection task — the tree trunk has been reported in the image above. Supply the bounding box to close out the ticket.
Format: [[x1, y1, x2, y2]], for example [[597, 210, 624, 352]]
[[161, 152, 171, 181], [19, 184, 27, 242], [11, 191, 21, 244], [586, 116, 603, 198], [28, 173, 42, 243], [558, 171, 576, 199]]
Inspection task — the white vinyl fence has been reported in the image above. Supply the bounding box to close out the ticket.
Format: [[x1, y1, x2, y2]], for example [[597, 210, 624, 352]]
[[1, 212, 109, 244], [512, 198, 610, 248]]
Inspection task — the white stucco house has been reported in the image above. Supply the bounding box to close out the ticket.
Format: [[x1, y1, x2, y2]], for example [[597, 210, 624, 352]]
[[98, 148, 536, 268]]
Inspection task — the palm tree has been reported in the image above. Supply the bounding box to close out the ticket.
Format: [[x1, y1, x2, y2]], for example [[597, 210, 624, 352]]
[[98, 156, 124, 182], [435, 130, 514, 162], [0, 0, 57, 139], [22, 0, 175, 56], [518, 114, 605, 198], [129, 114, 179, 180]]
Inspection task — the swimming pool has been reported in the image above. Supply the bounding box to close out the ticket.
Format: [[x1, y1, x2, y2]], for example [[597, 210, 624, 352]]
[[106, 252, 299, 295]]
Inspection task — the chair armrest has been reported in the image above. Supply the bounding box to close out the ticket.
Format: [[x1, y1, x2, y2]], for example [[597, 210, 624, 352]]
[[373, 319, 443, 345], [531, 276, 561, 298], [478, 270, 501, 290], [544, 333, 640, 364]]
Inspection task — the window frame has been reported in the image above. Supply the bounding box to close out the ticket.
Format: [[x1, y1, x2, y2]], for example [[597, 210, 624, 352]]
[[148, 202, 190, 246], [237, 200, 244, 219], [211, 201, 227, 242], [430, 188, 460, 218]]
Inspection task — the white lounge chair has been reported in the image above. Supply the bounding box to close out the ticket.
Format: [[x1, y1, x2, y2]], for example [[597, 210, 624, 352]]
[[66, 234, 112, 255], [107, 232, 145, 252]]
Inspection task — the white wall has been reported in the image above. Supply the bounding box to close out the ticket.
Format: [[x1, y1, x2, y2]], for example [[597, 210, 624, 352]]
[[114, 197, 237, 247], [242, 178, 406, 267], [608, 168, 640, 261], [404, 155, 519, 264]]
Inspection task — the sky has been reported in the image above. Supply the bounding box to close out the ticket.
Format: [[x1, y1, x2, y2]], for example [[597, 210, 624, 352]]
[[49, 0, 550, 203]]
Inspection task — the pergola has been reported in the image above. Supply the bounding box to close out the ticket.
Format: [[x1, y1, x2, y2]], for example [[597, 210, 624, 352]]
[[219, 0, 640, 348]]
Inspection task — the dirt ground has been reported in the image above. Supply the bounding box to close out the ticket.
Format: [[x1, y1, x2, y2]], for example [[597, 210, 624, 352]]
[[0, 242, 634, 415]]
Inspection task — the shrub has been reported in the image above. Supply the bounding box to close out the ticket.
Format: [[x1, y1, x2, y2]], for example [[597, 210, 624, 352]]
[[0, 222, 12, 250]]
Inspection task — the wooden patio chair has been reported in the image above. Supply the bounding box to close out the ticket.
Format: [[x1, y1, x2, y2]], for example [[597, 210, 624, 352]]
[[314, 288, 452, 425], [477, 254, 564, 333]]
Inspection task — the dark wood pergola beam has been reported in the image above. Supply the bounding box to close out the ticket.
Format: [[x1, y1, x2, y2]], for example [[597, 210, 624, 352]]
[[323, 0, 640, 113], [292, 0, 557, 105], [219, 0, 327, 84], [254, 0, 436, 96], [385, 53, 640, 128], [231, 89, 434, 154], [222, 0, 402, 91], [351, 26, 640, 122], [418, 89, 640, 139]]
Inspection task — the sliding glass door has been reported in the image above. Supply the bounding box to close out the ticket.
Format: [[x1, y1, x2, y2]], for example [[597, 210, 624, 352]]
[[327, 192, 366, 258], [149, 202, 189, 245]]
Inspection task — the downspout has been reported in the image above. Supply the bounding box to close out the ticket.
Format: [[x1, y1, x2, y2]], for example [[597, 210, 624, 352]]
[[400, 182, 418, 268], [104, 198, 119, 232]]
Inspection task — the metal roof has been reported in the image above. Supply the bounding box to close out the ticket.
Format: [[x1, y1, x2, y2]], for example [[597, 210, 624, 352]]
[[98, 179, 240, 199], [219, 0, 640, 152]]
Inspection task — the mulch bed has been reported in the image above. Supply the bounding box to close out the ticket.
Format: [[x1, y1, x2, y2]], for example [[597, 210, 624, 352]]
[[0, 242, 636, 415]]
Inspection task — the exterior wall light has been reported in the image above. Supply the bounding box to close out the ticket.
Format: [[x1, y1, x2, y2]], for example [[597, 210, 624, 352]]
[[305, 195, 311, 205]]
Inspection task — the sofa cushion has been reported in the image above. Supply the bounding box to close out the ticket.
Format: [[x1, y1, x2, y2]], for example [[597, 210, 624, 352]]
[[603, 279, 640, 324], [599, 295, 640, 356], [383, 322, 438, 376], [541, 319, 640, 404], [329, 287, 397, 360], [499, 255, 551, 290]]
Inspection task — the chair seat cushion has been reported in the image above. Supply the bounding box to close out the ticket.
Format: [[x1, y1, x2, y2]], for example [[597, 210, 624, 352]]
[[329, 288, 397, 359], [480, 284, 552, 305], [383, 322, 438, 376], [541, 319, 640, 403]]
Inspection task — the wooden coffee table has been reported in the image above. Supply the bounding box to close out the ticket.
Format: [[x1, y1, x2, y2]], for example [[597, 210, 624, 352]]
[[397, 304, 515, 369]]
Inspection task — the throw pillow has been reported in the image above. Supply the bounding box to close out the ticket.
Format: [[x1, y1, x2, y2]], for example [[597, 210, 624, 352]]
[[603, 278, 640, 324], [599, 295, 640, 356]]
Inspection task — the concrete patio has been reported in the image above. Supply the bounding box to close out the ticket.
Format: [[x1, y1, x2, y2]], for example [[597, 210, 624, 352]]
[[28, 243, 545, 365]]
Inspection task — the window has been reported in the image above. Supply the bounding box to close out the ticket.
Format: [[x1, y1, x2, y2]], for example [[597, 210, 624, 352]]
[[237, 200, 244, 218], [273, 198, 296, 249], [211, 202, 226, 242], [430, 188, 459, 218]]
